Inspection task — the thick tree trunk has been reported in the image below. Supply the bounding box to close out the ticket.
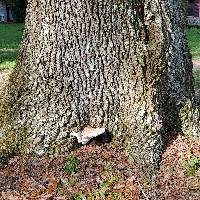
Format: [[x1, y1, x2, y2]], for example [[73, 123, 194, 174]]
[[0, 0, 199, 173], [5, 4, 10, 22]]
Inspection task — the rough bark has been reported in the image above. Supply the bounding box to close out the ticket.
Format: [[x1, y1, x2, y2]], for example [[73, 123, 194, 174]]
[[0, 0, 199, 174], [5, 4, 10, 22]]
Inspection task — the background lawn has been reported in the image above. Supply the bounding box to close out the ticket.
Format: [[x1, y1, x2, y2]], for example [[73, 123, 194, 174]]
[[187, 27, 200, 99], [0, 23, 24, 70], [187, 27, 200, 61]]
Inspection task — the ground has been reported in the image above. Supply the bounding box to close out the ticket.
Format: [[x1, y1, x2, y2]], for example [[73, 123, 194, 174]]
[[0, 136, 200, 199], [0, 24, 200, 199]]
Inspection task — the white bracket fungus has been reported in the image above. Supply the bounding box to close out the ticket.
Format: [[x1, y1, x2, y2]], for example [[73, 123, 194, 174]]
[[70, 126, 106, 144]]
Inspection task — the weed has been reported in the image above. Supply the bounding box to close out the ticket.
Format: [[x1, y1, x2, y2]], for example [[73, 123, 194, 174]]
[[68, 177, 76, 186], [87, 192, 95, 200], [98, 180, 110, 198], [75, 192, 86, 200], [110, 192, 123, 200], [103, 161, 119, 184], [184, 157, 200, 177], [77, 175, 123, 199], [77, 179, 123, 200], [64, 155, 80, 175], [85, 161, 122, 199], [93, 178, 122, 199]]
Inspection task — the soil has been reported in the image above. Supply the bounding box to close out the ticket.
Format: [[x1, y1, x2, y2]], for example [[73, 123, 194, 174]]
[[0, 136, 200, 200]]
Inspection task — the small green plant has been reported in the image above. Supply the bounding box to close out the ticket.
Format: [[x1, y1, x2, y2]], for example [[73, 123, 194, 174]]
[[87, 192, 95, 200], [98, 180, 110, 198], [64, 155, 80, 175], [68, 177, 76, 186], [96, 178, 122, 199], [110, 192, 123, 200], [87, 161, 122, 199], [184, 157, 200, 177], [75, 192, 86, 200], [84, 179, 123, 200]]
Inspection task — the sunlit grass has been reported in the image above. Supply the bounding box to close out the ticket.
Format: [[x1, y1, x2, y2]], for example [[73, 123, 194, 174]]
[[186, 27, 200, 61], [193, 69, 200, 100], [187, 27, 200, 98], [0, 23, 24, 70]]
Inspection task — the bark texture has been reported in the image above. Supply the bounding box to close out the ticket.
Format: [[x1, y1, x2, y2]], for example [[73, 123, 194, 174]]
[[0, 0, 199, 173]]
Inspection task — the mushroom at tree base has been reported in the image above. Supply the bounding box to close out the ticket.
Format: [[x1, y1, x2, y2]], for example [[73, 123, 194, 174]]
[[70, 127, 106, 144]]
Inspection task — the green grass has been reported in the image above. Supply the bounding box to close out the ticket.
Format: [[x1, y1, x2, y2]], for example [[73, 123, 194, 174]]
[[194, 70, 200, 88], [186, 27, 200, 99], [194, 69, 200, 100], [0, 23, 24, 70], [187, 27, 200, 61], [184, 157, 200, 177]]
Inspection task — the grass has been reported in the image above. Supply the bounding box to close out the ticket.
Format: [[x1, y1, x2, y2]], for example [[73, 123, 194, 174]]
[[194, 69, 200, 87], [184, 157, 200, 177], [187, 27, 200, 61], [0, 23, 24, 70], [194, 69, 200, 97]]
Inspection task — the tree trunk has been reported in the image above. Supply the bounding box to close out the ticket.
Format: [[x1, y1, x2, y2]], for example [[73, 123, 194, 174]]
[[5, 4, 10, 22], [0, 0, 199, 174]]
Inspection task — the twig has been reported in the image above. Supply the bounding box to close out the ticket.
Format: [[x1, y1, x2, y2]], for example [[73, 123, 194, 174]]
[[137, 181, 149, 200]]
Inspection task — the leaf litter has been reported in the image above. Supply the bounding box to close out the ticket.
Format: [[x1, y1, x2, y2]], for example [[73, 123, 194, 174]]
[[0, 135, 200, 199]]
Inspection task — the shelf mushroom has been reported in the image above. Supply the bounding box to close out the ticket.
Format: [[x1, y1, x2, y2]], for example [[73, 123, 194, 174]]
[[70, 126, 106, 144]]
